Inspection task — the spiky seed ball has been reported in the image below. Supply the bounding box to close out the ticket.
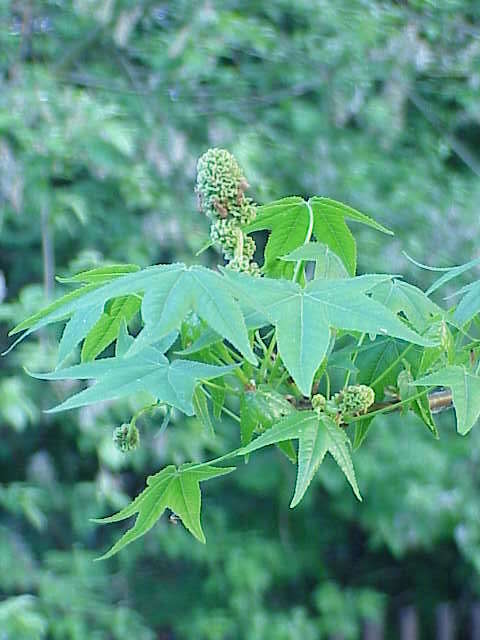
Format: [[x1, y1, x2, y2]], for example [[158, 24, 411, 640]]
[[334, 385, 375, 416], [113, 423, 140, 453], [196, 148, 248, 220]]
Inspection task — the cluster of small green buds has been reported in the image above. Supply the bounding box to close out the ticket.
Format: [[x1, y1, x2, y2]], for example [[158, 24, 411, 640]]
[[113, 423, 140, 453], [333, 385, 375, 417], [196, 148, 260, 275]]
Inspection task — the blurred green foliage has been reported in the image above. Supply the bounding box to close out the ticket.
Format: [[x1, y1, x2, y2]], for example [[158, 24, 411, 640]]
[[1, 0, 480, 638]]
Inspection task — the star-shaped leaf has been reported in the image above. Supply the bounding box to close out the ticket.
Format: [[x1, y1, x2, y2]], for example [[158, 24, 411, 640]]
[[29, 347, 235, 415], [10, 264, 256, 365], [92, 464, 235, 559], [239, 411, 361, 504], [414, 366, 480, 435], [223, 270, 433, 396], [246, 196, 392, 277]]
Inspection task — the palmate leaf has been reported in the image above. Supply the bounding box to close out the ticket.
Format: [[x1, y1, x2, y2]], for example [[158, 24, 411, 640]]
[[414, 366, 480, 435], [29, 346, 235, 415], [6, 265, 141, 356], [10, 264, 256, 365], [245, 196, 392, 277], [239, 411, 361, 504], [223, 270, 433, 396], [92, 464, 235, 559]]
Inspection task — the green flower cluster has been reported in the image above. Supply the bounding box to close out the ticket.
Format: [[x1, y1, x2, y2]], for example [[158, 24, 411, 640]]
[[196, 148, 260, 275], [312, 385, 374, 421], [333, 385, 375, 417], [113, 423, 140, 453]]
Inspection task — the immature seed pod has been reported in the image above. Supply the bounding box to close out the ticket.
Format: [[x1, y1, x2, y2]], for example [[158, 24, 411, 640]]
[[334, 385, 375, 416], [113, 423, 140, 452], [311, 393, 327, 414]]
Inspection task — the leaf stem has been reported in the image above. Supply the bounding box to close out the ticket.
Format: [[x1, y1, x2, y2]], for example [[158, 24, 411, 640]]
[[344, 333, 366, 387], [203, 379, 239, 396], [202, 388, 241, 423], [254, 330, 269, 357], [185, 447, 244, 473], [131, 402, 158, 428], [273, 369, 290, 391], [292, 199, 314, 283], [259, 334, 277, 381], [370, 342, 415, 389], [325, 370, 331, 400], [210, 352, 249, 385]]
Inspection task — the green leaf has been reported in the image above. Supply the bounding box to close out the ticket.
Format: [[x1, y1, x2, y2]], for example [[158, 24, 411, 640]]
[[193, 386, 214, 435], [11, 264, 256, 365], [414, 366, 480, 435], [9, 282, 102, 336], [454, 280, 480, 325], [310, 197, 393, 276], [371, 279, 443, 333], [398, 368, 438, 437], [290, 414, 328, 507], [209, 379, 225, 420], [246, 196, 390, 278], [246, 197, 311, 278], [29, 347, 236, 416], [403, 253, 480, 296], [81, 295, 141, 361], [93, 464, 235, 559], [224, 270, 434, 396], [56, 264, 140, 284], [239, 411, 361, 503], [240, 386, 295, 447], [320, 414, 361, 501], [281, 242, 349, 280], [353, 419, 374, 450], [57, 303, 104, 365], [311, 197, 393, 235], [115, 320, 135, 356], [175, 306, 268, 357]]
